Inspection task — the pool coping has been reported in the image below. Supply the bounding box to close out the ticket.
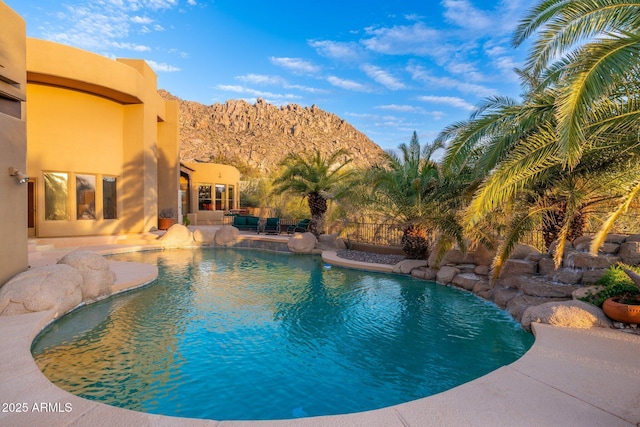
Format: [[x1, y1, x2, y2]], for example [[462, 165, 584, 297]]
[[1, 239, 639, 426]]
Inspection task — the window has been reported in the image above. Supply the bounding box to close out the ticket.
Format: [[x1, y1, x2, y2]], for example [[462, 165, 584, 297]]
[[44, 172, 69, 220], [215, 184, 226, 210], [228, 185, 235, 210], [103, 177, 117, 219], [199, 184, 212, 210], [76, 174, 96, 220]]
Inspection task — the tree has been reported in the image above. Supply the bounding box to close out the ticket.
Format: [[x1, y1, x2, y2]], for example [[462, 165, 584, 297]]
[[271, 149, 354, 236], [366, 132, 466, 259]]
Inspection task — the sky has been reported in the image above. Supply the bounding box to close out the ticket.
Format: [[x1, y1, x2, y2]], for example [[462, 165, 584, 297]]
[[7, 0, 533, 152]]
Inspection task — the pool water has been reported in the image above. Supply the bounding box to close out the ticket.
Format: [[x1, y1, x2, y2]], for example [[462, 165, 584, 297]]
[[32, 248, 533, 421]]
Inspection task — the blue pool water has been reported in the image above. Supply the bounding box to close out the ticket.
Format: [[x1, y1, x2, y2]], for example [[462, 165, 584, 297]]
[[32, 248, 533, 421]]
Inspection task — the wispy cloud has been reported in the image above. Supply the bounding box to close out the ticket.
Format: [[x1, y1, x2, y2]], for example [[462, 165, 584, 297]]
[[417, 95, 476, 111], [408, 64, 495, 97], [361, 64, 406, 90], [269, 57, 321, 74], [361, 22, 445, 57], [237, 74, 327, 93], [146, 60, 180, 72], [326, 76, 371, 92], [308, 40, 364, 61], [441, 0, 492, 32]]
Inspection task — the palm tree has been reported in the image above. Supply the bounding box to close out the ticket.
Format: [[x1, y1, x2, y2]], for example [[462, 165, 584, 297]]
[[367, 132, 465, 259], [271, 149, 354, 236]]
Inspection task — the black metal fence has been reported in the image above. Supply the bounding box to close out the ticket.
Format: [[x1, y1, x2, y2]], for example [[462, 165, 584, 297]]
[[341, 222, 404, 247]]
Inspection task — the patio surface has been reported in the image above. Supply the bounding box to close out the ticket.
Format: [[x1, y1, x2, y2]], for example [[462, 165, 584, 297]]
[[1, 230, 638, 426]]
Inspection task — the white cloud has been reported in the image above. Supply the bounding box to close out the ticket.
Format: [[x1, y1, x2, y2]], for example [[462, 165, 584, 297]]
[[131, 16, 153, 24], [146, 60, 180, 72], [269, 57, 320, 74], [361, 22, 445, 57], [361, 64, 406, 90], [326, 76, 371, 92], [375, 104, 424, 113], [236, 74, 327, 94], [441, 0, 492, 31], [407, 64, 495, 97], [308, 40, 363, 61], [418, 95, 476, 111], [187, 0, 197, 5]]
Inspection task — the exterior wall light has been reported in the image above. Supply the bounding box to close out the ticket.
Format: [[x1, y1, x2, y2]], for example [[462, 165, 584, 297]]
[[8, 167, 28, 184]]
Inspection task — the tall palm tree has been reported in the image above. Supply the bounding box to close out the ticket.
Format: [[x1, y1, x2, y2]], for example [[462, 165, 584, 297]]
[[272, 149, 354, 236]]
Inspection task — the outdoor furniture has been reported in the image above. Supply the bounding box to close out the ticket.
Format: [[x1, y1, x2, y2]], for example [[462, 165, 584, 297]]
[[260, 217, 281, 234], [287, 219, 311, 234], [232, 215, 260, 231]]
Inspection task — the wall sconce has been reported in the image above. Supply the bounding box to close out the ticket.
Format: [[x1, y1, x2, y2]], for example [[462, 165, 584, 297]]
[[8, 167, 29, 184]]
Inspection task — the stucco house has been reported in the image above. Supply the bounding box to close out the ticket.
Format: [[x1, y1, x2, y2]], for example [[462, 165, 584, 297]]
[[0, 1, 240, 284]]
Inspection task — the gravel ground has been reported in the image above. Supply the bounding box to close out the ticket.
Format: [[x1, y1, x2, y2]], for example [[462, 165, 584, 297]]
[[335, 249, 405, 265]]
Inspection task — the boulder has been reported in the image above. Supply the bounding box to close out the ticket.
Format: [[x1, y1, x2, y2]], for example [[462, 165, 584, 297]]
[[287, 232, 317, 254], [452, 273, 483, 291], [317, 234, 347, 250], [500, 259, 537, 277], [411, 267, 437, 281], [0, 265, 83, 316], [430, 249, 475, 267], [436, 266, 460, 284], [472, 244, 496, 266], [572, 285, 605, 300], [58, 251, 115, 301], [618, 241, 640, 265], [605, 233, 628, 244], [572, 235, 593, 251], [626, 234, 640, 242], [581, 269, 606, 284], [549, 268, 583, 285], [519, 277, 580, 298], [393, 259, 429, 274], [474, 264, 490, 276], [625, 269, 640, 287], [521, 300, 612, 331], [507, 295, 569, 323], [564, 252, 620, 270], [492, 286, 521, 309], [548, 239, 573, 256], [215, 225, 240, 246], [472, 279, 491, 296], [193, 228, 216, 245], [510, 244, 540, 259], [538, 257, 557, 275], [158, 224, 194, 247], [599, 242, 620, 254]]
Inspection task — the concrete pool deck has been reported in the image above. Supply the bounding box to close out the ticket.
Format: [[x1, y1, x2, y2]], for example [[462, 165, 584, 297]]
[[0, 233, 638, 426]]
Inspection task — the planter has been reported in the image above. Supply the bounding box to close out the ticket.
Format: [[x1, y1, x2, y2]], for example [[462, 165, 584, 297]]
[[602, 296, 640, 324], [158, 218, 177, 230]]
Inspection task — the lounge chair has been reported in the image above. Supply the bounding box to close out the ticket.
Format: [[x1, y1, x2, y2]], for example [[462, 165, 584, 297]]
[[260, 217, 281, 234], [232, 215, 260, 231], [287, 219, 311, 235]]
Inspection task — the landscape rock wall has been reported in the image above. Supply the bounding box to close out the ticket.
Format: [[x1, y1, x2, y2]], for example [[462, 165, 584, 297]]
[[406, 233, 640, 326]]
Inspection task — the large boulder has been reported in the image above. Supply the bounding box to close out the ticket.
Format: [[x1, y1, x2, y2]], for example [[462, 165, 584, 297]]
[[158, 224, 194, 247], [500, 259, 537, 277], [58, 251, 115, 301], [452, 273, 484, 291], [619, 242, 640, 265], [393, 259, 429, 274], [0, 265, 83, 316], [193, 228, 216, 245], [436, 266, 460, 285], [317, 234, 347, 251], [521, 300, 612, 331], [510, 244, 541, 259], [287, 232, 317, 254], [564, 252, 620, 270], [215, 225, 240, 246]]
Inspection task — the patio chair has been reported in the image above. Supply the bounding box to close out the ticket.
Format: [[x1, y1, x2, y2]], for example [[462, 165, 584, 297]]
[[260, 217, 281, 234], [287, 219, 311, 235]]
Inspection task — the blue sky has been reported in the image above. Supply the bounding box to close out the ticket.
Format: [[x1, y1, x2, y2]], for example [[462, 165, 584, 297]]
[[7, 0, 532, 151]]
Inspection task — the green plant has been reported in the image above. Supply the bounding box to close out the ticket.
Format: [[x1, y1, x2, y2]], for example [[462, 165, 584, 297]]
[[579, 264, 640, 307], [183, 215, 191, 226]]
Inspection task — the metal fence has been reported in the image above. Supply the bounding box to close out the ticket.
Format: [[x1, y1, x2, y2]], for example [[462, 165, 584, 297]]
[[342, 222, 404, 247]]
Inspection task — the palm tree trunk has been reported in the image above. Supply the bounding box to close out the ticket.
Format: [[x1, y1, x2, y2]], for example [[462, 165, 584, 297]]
[[307, 192, 327, 236]]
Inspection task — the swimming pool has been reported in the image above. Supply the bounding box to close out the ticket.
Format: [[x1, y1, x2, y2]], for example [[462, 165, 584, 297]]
[[32, 248, 533, 421]]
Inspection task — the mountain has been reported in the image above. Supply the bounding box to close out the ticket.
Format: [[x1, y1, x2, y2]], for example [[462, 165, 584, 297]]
[[159, 90, 386, 175]]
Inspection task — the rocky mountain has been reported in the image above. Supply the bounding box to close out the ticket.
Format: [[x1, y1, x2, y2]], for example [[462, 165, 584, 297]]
[[159, 90, 386, 175]]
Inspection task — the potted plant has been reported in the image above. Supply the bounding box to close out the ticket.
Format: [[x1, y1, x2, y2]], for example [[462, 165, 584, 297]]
[[581, 264, 640, 324], [158, 208, 177, 230]]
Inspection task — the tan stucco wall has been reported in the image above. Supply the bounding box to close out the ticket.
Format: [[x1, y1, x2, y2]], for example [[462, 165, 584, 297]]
[[25, 40, 179, 237], [182, 162, 240, 223], [0, 1, 28, 285]]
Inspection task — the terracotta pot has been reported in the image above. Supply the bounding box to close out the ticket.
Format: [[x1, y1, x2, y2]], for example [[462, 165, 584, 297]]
[[158, 218, 177, 230], [602, 297, 640, 324]]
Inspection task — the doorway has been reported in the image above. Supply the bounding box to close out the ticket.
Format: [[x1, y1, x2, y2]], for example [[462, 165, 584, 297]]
[[27, 179, 36, 237]]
